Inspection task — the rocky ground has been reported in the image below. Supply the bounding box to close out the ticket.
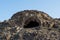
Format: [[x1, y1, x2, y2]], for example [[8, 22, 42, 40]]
[[0, 10, 60, 40]]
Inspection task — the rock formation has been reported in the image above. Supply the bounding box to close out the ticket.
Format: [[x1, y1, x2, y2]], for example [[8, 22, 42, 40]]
[[0, 10, 60, 40]]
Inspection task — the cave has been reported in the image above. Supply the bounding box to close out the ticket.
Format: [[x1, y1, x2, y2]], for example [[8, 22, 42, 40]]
[[24, 19, 40, 28]]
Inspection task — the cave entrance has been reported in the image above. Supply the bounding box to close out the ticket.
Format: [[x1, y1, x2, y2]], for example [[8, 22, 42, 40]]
[[24, 18, 40, 28]]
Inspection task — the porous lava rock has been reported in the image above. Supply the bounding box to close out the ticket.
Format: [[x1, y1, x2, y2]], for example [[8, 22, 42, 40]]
[[0, 10, 60, 40]]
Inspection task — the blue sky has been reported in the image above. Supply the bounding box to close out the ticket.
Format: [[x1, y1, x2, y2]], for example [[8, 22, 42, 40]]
[[0, 0, 60, 21]]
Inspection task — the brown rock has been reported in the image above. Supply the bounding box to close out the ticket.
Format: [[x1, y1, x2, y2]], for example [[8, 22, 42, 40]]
[[0, 10, 60, 40]]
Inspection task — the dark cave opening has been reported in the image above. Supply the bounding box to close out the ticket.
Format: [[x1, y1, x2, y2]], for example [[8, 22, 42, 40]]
[[24, 20, 39, 28]]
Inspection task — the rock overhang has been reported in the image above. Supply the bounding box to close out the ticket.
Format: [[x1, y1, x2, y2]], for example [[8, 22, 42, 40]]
[[0, 10, 60, 40], [10, 10, 53, 27]]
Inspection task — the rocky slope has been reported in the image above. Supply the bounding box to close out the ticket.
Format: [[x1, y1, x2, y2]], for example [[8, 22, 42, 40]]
[[0, 10, 60, 40]]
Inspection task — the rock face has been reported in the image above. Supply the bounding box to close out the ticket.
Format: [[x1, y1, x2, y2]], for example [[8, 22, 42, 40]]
[[0, 10, 60, 40]]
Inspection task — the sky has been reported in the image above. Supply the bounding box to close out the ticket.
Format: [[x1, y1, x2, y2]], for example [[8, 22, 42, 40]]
[[0, 0, 60, 21]]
